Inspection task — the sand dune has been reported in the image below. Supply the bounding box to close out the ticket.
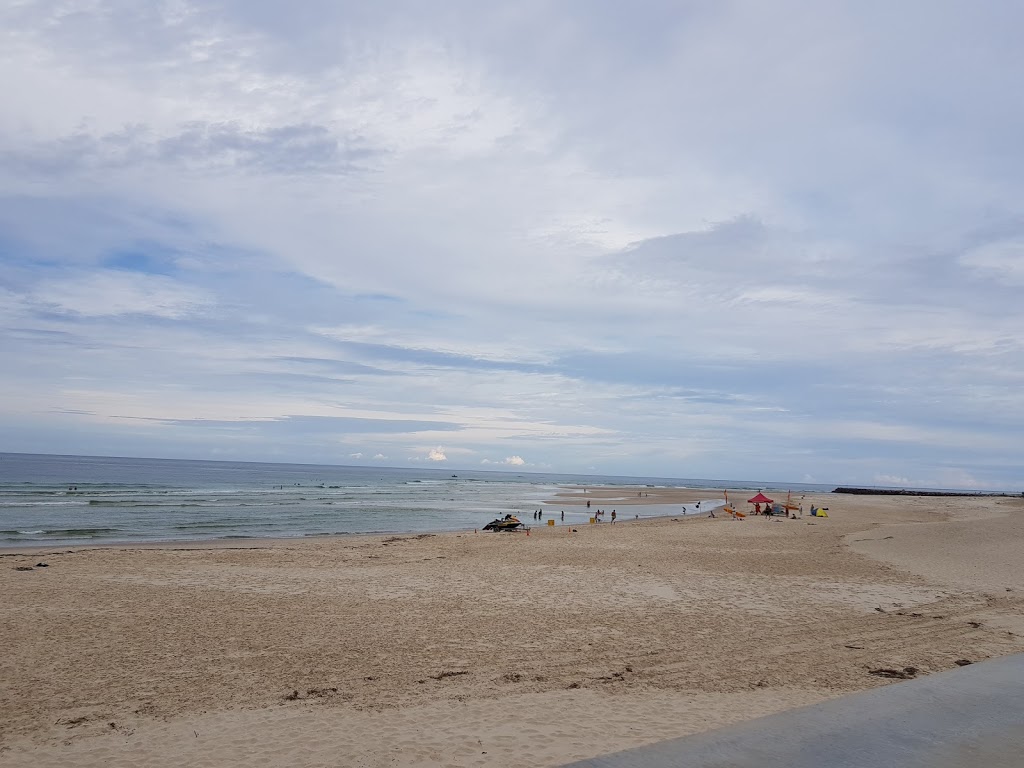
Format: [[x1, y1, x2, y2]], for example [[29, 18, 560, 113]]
[[2, 491, 1022, 766]]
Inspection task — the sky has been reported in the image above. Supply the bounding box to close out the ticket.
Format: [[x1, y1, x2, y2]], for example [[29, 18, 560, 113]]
[[2, 1, 1023, 489]]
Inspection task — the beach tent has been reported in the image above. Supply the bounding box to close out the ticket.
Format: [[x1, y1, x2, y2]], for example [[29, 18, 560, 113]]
[[747, 492, 774, 505]]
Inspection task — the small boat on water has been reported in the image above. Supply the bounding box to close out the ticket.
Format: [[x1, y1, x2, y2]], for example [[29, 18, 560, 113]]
[[482, 515, 524, 532]]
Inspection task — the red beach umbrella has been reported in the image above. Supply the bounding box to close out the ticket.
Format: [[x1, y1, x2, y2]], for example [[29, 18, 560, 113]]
[[747, 492, 774, 504]]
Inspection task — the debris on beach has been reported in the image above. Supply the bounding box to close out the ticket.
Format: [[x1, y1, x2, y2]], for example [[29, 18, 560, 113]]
[[431, 670, 469, 680], [281, 686, 342, 702], [56, 716, 92, 728], [13, 566, 34, 571], [868, 666, 918, 679], [381, 533, 436, 545], [954, 659, 973, 666]]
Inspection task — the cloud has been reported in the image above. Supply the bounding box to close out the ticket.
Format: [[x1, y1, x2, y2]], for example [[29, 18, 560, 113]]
[[349, 452, 363, 459], [4, 122, 381, 177], [874, 474, 911, 487], [480, 456, 527, 467], [32, 271, 213, 319], [426, 446, 447, 462], [959, 238, 1024, 286], [372, 453, 387, 460]]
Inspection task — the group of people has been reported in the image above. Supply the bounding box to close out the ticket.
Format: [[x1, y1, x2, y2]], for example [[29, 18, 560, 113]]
[[530, 509, 566, 521], [753, 502, 803, 519], [591, 508, 617, 523]]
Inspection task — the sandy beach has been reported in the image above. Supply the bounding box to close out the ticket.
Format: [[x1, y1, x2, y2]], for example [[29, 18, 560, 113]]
[[2, 489, 1022, 767]]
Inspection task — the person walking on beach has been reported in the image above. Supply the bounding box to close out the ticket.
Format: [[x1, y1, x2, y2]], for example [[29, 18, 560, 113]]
[[561, 510, 564, 522], [611, 510, 616, 524]]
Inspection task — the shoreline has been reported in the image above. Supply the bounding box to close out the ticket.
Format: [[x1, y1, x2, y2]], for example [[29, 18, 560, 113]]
[[0, 485, 731, 555], [4, 490, 1022, 766], [0, 508, 709, 556]]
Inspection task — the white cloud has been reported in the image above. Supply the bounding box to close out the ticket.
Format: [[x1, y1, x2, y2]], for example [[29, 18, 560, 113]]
[[372, 453, 387, 460], [349, 452, 363, 459], [874, 474, 911, 487], [33, 271, 213, 319], [930, 468, 987, 491], [480, 456, 528, 467], [426, 446, 447, 462], [959, 239, 1024, 286]]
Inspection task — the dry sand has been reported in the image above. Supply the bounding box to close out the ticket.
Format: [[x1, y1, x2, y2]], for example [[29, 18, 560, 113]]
[[1, 489, 1022, 767]]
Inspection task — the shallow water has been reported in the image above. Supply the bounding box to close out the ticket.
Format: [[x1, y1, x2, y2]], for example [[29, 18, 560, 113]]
[[0, 453, 831, 546]]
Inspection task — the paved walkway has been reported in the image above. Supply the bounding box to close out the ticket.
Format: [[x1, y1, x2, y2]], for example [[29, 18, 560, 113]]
[[564, 653, 1024, 768]]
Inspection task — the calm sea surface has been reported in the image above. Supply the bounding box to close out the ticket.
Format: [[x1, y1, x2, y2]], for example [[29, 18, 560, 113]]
[[0, 453, 833, 547]]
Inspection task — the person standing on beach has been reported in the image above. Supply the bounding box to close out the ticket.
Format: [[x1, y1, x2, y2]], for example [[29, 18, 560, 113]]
[[611, 510, 616, 524], [561, 510, 564, 522]]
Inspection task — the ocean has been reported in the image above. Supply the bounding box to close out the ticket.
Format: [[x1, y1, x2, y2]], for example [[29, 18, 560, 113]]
[[0, 453, 833, 547]]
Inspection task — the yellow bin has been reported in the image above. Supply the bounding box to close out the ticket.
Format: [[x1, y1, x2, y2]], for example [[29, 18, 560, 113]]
[[547, 519, 554, 526]]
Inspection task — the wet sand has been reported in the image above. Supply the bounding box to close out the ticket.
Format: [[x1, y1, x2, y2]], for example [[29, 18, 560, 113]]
[[2, 490, 1022, 767]]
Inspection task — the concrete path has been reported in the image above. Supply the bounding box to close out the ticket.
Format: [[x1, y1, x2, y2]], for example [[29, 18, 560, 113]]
[[564, 653, 1024, 768]]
